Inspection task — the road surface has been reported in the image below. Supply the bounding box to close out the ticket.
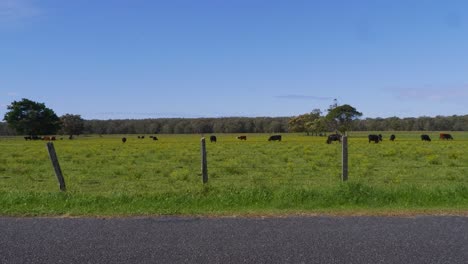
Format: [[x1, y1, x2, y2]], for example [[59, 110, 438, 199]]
[[1, 216, 467, 263]]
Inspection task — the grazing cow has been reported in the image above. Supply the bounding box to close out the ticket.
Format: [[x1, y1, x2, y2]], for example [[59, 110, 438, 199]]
[[210, 135, 217, 143], [51, 136, 56, 141], [141, 136, 145, 139], [378, 134, 383, 141], [138, 136, 141, 139], [42, 136, 51, 141], [24, 136, 32, 141], [439, 133, 453, 140], [390, 134, 396, 141], [152, 136, 158, 141], [326, 134, 341, 144], [421, 135, 431, 142], [368, 134, 381, 143], [237, 136, 247, 140], [69, 135, 73, 140], [122, 137, 127, 143], [268, 135, 282, 141]]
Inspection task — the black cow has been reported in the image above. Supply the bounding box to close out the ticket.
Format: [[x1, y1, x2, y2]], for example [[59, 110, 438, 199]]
[[421, 135, 431, 142], [390, 134, 396, 141], [326, 134, 341, 144], [368, 134, 381, 143], [122, 137, 127, 143], [153, 136, 158, 141], [268, 135, 282, 141], [439, 133, 453, 140], [28, 136, 41, 140], [210, 135, 217, 143], [237, 136, 247, 140], [24, 136, 32, 140]]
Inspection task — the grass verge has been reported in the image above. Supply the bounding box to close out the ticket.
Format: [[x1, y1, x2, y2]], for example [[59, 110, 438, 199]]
[[2, 183, 468, 217]]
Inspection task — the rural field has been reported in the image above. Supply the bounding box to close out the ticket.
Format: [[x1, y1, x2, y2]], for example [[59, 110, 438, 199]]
[[0, 132, 468, 216]]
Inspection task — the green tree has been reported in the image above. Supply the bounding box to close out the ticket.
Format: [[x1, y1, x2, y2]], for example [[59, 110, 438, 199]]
[[305, 117, 327, 136], [288, 109, 322, 135], [60, 114, 85, 137], [3, 98, 61, 136], [326, 104, 362, 134]]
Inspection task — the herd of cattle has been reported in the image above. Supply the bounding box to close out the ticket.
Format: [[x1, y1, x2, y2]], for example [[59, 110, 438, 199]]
[[326, 133, 454, 144], [124, 133, 453, 144], [24, 135, 74, 141], [122, 136, 158, 143], [24, 135, 58, 141], [121, 135, 283, 143], [24, 133, 454, 144], [209, 135, 282, 142]]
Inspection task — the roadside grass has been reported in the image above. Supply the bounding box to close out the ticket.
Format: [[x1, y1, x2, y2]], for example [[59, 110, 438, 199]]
[[0, 132, 467, 216]]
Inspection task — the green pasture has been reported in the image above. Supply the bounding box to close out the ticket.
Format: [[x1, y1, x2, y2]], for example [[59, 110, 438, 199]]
[[0, 132, 467, 216]]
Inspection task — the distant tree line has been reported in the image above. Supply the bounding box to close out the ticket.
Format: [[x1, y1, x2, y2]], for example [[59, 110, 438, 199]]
[[82, 117, 290, 135], [1, 98, 467, 136], [1, 115, 467, 136], [353, 115, 468, 131]]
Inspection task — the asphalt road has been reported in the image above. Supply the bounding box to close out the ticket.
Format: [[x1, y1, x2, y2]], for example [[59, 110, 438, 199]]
[[1, 216, 467, 263]]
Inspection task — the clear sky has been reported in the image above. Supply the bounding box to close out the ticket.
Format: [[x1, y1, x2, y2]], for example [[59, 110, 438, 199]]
[[1, 0, 468, 120]]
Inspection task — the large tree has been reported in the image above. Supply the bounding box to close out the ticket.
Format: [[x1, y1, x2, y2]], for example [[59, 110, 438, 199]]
[[326, 104, 362, 134], [3, 98, 61, 135], [305, 117, 328, 136], [288, 109, 322, 135], [60, 114, 85, 137]]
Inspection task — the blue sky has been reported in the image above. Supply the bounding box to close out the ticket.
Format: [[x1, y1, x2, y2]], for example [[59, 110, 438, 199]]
[[1, 0, 467, 120]]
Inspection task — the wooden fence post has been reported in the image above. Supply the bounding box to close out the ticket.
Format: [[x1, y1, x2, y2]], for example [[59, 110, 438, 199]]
[[342, 135, 348, 182], [46, 142, 66, 191], [201, 137, 208, 184]]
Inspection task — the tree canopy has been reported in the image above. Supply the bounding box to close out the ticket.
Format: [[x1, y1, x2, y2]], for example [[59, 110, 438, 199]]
[[288, 109, 324, 135], [289, 104, 363, 135], [326, 104, 363, 133], [60, 114, 85, 136], [3, 98, 61, 135]]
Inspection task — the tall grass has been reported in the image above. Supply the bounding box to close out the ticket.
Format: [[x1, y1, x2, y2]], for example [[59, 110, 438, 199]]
[[0, 132, 467, 216]]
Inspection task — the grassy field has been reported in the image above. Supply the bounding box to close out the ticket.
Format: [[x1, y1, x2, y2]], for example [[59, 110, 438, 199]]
[[1, 132, 468, 216]]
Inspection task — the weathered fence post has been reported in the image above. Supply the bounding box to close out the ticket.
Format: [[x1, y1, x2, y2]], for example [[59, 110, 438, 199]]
[[342, 135, 348, 182], [46, 142, 66, 191], [201, 137, 208, 184]]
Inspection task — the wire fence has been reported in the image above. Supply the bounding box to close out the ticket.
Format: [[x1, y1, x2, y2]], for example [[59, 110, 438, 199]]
[[1, 137, 468, 192]]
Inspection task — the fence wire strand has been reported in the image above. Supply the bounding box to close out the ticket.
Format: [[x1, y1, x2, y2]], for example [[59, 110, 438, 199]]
[[2, 137, 468, 189]]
